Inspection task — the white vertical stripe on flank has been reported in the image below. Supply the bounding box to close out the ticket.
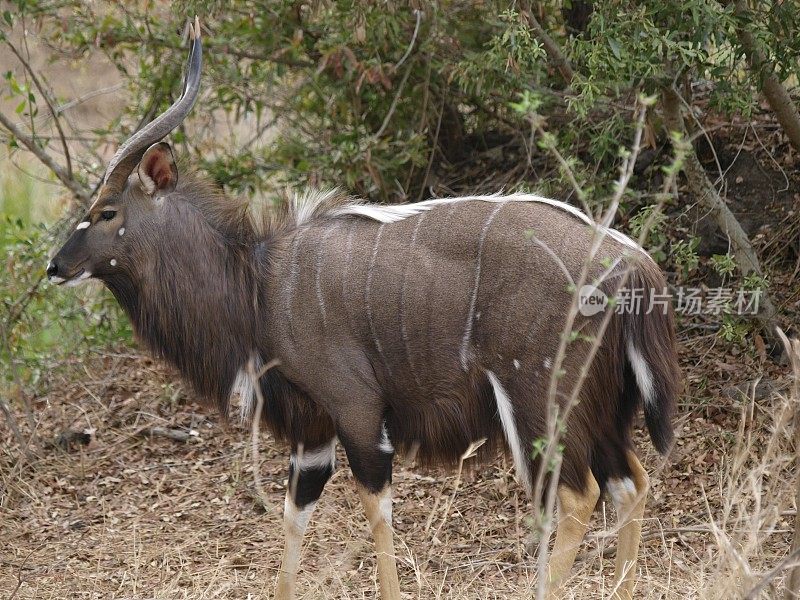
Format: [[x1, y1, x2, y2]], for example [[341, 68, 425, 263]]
[[487, 370, 531, 494], [315, 227, 334, 327], [460, 203, 505, 370], [341, 222, 355, 294], [283, 229, 305, 335], [366, 224, 392, 376], [627, 342, 655, 407], [400, 212, 427, 388]]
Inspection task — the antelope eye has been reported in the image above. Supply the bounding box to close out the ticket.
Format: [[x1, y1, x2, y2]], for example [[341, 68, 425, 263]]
[[100, 210, 117, 221]]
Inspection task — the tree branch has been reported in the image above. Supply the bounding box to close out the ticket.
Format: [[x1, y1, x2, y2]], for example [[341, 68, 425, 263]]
[[660, 85, 780, 342], [0, 110, 90, 204], [733, 0, 800, 152], [6, 40, 73, 180], [520, 5, 575, 84]]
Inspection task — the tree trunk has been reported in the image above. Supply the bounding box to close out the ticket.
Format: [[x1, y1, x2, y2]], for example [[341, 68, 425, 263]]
[[660, 86, 780, 343], [734, 0, 800, 152]]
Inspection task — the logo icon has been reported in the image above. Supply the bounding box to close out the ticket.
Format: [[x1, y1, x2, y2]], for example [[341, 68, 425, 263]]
[[578, 285, 608, 316]]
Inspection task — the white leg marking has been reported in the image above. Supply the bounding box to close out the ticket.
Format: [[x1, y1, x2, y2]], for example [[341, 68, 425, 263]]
[[461, 203, 505, 370], [279, 491, 319, 595], [284, 495, 317, 534], [76, 221, 90, 230], [607, 477, 638, 514], [378, 422, 394, 454], [366, 224, 392, 376], [627, 342, 655, 407], [234, 353, 263, 421], [378, 488, 393, 525], [290, 439, 337, 472], [487, 370, 531, 494]]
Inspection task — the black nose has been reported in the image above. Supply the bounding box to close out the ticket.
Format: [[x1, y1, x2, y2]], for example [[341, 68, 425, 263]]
[[46, 260, 59, 278]]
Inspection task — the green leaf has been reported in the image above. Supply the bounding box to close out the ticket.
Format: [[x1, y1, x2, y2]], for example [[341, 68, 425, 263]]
[[608, 37, 621, 60]]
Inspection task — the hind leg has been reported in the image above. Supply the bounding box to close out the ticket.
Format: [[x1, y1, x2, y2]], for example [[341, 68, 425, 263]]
[[607, 450, 649, 600], [547, 469, 601, 598], [275, 438, 336, 600]]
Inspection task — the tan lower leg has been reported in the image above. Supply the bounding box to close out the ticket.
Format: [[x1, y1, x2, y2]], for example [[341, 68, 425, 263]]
[[547, 471, 601, 598], [609, 451, 649, 600], [357, 484, 401, 600], [274, 494, 316, 600]]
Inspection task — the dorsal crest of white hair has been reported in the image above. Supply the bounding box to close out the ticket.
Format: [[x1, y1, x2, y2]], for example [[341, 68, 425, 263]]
[[328, 192, 642, 251], [289, 188, 354, 226]]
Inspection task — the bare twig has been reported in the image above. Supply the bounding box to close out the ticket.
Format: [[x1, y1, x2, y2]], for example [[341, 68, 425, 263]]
[[395, 9, 423, 70], [777, 329, 800, 599], [6, 40, 73, 179], [745, 546, 800, 599], [0, 398, 34, 462], [248, 358, 281, 513], [0, 110, 89, 203], [139, 427, 196, 443]]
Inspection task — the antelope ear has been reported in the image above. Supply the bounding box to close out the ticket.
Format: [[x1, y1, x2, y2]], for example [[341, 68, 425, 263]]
[[138, 142, 178, 195]]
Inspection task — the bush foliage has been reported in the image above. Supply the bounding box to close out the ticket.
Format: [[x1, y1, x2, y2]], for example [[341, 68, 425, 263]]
[[1, 0, 798, 396]]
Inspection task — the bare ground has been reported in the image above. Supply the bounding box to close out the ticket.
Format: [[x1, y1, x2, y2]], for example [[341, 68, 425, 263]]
[[1, 310, 797, 599]]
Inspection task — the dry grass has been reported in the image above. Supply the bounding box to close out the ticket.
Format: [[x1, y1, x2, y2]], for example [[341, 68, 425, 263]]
[[0, 329, 797, 599]]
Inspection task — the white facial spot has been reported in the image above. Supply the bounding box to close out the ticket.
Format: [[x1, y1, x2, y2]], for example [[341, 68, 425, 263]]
[[110, 259, 117, 267], [513, 359, 521, 370], [76, 221, 90, 230], [118, 227, 125, 236]]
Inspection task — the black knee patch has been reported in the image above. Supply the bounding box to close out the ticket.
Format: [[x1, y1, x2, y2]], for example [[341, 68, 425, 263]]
[[339, 434, 393, 494], [288, 463, 334, 509]]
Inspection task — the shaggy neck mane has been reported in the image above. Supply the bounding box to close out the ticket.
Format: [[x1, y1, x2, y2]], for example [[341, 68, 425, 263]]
[[105, 173, 264, 413]]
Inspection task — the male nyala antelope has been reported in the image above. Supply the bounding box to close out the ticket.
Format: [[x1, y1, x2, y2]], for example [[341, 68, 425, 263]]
[[49, 19, 679, 600]]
